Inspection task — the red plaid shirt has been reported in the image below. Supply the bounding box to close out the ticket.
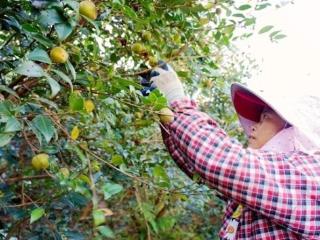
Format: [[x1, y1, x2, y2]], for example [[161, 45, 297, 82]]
[[161, 98, 320, 240]]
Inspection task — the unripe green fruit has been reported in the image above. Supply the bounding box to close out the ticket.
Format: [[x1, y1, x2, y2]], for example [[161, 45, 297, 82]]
[[148, 56, 158, 67], [142, 31, 152, 41], [131, 42, 145, 54], [159, 108, 174, 124], [50, 47, 69, 64], [32, 153, 49, 170], [79, 0, 97, 20]]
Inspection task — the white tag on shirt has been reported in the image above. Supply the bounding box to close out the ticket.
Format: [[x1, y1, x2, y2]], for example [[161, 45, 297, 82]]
[[223, 219, 239, 240]]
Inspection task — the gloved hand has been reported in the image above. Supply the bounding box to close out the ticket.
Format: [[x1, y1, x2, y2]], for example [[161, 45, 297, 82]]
[[140, 61, 185, 103]]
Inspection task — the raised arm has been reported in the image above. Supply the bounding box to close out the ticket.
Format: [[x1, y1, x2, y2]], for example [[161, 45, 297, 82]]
[[162, 98, 320, 239]]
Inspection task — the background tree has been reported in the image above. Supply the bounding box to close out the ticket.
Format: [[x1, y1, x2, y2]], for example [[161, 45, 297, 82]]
[[0, 0, 277, 239]]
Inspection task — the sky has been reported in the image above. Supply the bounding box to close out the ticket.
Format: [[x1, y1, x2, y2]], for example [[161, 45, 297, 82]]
[[240, 0, 320, 95]]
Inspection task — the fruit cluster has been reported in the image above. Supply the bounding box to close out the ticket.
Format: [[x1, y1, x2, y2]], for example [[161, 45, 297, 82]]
[[49, 1, 98, 64]]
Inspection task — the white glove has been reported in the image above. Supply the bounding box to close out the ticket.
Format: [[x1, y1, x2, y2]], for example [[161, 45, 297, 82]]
[[150, 62, 185, 103]]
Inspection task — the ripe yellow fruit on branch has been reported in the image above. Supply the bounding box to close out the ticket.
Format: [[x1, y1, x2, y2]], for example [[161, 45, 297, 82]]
[[199, 18, 209, 26], [79, 0, 97, 20], [59, 167, 70, 177], [32, 153, 49, 170], [71, 126, 80, 140], [159, 108, 174, 124], [84, 100, 95, 113], [50, 47, 69, 64]]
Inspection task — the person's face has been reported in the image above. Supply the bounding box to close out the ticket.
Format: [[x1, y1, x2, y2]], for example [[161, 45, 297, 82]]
[[248, 108, 287, 149]]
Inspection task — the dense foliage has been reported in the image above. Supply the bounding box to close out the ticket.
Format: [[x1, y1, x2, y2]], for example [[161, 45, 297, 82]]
[[0, 0, 275, 239]]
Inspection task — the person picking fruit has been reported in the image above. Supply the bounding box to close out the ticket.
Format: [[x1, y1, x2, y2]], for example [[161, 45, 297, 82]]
[[144, 61, 320, 239]]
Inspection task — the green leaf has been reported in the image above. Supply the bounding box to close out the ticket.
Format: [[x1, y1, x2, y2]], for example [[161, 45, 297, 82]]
[[141, 203, 155, 222], [55, 23, 73, 41], [31, 34, 54, 48], [233, 13, 245, 18], [28, 121, 43, 144], [0, 85, 19, 99], [31, 115, 55, 143], [52, 69, 73, 91], [96, 226, 115, 238], [0, 133, 14, 147], [35, 97, 59, 110], [22, 23, 41, 34], [28, 48, 52, 64], [269, 30, 281, 38], [153, 165, 170, 187], [238, 4, 251, 10], [65, 0, 79, 10], [30, 207, 45, 224], [69, 92, 84, 111], [111, 154, 124, 166], [102, 182, 123, 200], [0, 101, 13, 117], [70, 145, 87, 168], [272, 34, 287, 40], [122, 6, 138, 19], [5, 117, 21, 132], [157, 216, 176, 232], [93, 209, 106, 227], [140, 202, 158, 232], [259, 25, 274, 34], [66, 60, 76, 80], [244, 18, 256, 27], [80, 15, 100, 32], [15, 61, 45, 77], [45, 75, 61, 97], [255, 3, 271, 11], [39, 9, 64, 27]]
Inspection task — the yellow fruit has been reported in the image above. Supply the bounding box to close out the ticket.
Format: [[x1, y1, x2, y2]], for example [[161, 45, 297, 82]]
[[32, 153, 49, 170], [92, 160, 101, 172], [84, 100, 95, 113], [204, 2, 215, 9], [142, 31, 152, 41], [148, 56, 158, 67], [59, 167, 70, 177], [79, 174, 91, 185], [50, 47, 69, 64], [71, 126, 80, 140], [170, 49, 180, 57], [199, 18, 209, 26], [202, 79, 214, 88], [159, 108, 174, 124], [134, 111, 143, 119], [79, 0, 97, 20], [172, 34, 181, 44], [131, 42, 145, 54]]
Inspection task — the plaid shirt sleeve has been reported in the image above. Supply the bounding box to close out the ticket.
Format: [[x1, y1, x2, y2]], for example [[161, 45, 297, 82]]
[[161, 98, 320, 239]]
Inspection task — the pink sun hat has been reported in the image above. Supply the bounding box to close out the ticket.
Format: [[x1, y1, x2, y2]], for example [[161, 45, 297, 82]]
[[230, 82, 320, 153]]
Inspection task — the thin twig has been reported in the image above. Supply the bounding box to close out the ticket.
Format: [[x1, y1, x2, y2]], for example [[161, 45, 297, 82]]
[[0, 33, 15, 50], [5, 174, 52, 185], [22, 130, 38, 154]]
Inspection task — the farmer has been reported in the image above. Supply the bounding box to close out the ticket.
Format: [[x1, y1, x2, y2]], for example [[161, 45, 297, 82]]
[[141, 62, 320, 239]]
